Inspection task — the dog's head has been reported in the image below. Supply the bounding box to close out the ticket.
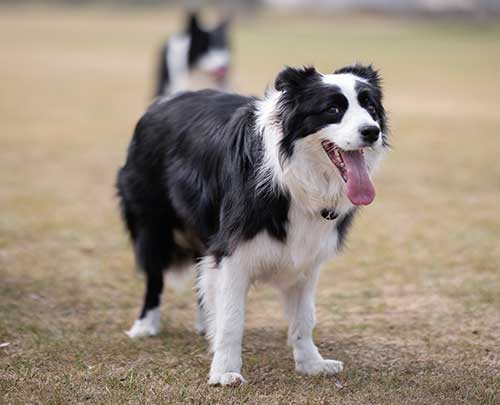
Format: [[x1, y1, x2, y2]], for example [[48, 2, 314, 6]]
[[186, 13, 230, 84], [274, 65, 388, 206]]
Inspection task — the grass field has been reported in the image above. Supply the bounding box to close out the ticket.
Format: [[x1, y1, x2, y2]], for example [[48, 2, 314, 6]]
[[1, 5, 500, 404]]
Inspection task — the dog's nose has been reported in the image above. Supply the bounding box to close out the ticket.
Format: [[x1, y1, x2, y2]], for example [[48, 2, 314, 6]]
[[360, 126, 380, 144]]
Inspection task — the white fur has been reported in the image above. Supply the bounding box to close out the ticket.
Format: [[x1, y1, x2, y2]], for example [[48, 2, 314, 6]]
[[126, 307, 160, 338], [255, 90, 288, 194], [197, 256, 218, 346], [197, 49, 230, 73], [199, 203, 346, 384], [284, 265, 343, 375], [205, 255, 250, 386], [320, 73, 382, 152], [197, 70, 385, 385], [165, 35, 190, 94]]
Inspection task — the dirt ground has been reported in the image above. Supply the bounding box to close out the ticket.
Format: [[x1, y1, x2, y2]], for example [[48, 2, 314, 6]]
[[0, 5, 499, 404]]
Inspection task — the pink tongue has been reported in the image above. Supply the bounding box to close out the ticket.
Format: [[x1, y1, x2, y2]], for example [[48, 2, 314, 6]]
[[342, 150, 376, 205], [211, 66, 228, 80]]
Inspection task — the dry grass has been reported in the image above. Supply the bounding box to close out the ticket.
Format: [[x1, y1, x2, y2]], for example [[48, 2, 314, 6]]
[[1, 5, 500, 404]]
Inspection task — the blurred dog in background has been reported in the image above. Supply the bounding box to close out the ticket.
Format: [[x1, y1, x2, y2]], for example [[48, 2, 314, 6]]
[[155, 12, 231, 97]]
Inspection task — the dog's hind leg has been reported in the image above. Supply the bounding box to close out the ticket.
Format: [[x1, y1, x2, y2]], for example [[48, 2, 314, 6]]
[[126, 221, 173, 339], [283, 266, 343, 376]]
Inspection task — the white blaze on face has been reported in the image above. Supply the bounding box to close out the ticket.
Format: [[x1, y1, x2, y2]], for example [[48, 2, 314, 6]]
[[318, 73, 383, 206], [320, 73, 380, 151], [197, 49, 230, 77]]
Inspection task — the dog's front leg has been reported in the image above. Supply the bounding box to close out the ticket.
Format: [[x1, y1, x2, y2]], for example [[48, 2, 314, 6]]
[[284, 266, 343, 376], [208, 256, 249, 386]]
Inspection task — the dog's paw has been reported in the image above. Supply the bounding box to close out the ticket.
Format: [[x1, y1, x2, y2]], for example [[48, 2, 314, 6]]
[[125, 308, 160, 339], [208, 372, 246, 387], [125, 319, 160, 338], [296, 359, 344, 376]]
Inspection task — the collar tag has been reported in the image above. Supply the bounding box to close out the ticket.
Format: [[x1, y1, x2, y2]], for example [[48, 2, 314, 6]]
[[321, 208, 338, 220]]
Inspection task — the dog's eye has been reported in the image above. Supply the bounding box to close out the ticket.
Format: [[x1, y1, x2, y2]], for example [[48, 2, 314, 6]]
[[367, 104, 378, 119], [326, 106, 340, 115]]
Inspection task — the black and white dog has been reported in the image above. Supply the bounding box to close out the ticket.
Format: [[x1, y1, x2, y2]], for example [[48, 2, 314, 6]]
[[155, 13, 230, 97], [118, 64, 387, 385]]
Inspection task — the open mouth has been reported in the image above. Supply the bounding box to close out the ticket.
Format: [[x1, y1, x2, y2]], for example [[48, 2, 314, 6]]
[[209, 66, 228, 81], [321, 140, 376, 206]]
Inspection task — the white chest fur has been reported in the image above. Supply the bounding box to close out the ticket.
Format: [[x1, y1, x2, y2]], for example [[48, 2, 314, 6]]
[[235, 201, 344, 290]]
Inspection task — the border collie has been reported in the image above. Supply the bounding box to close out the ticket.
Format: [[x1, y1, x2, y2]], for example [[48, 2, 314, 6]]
[[118, 64, 388, 386], [155, 13, 230, 97]]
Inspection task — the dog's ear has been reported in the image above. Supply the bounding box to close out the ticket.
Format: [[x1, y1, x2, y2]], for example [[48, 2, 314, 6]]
[[275, 66, 318, 92], [187, 12, 203, 35], [212, 17, 230, 42], [335, 63, 381, 89], [215, 15, 231, 32]]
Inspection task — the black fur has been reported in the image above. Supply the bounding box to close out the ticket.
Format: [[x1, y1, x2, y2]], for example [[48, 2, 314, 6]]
[[117, 90, 291, 317], [336, 210, 357, 250], [187, 14, 229, 68], [275, 66, 351, 163]]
